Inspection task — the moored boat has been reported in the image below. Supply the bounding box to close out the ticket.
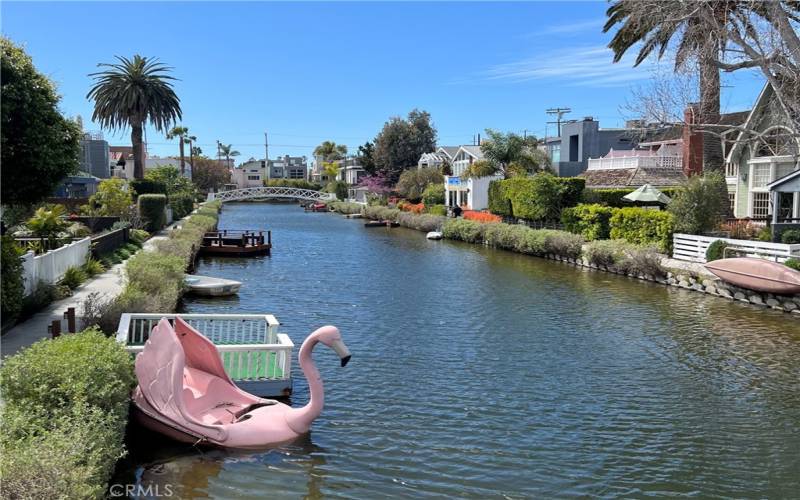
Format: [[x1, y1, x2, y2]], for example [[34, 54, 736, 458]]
[[132, 316, 351, 449], [200, 230, 271, 256], [426, 231, 443, 240], [185, 274, 242, 296], [705, 257, 800, 294], [364, 220, 399, 228], [305, 203, 328, 212]]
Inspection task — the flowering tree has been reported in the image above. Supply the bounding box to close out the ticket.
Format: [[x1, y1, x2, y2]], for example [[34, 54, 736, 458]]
[[358, 173, 393, 196]]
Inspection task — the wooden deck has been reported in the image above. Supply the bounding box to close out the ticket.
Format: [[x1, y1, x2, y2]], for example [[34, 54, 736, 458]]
[[199, 230, 272, 256]]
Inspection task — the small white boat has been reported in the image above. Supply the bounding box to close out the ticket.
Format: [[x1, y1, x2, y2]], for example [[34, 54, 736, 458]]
[[426, 231, 443, 240], [184, 274, 242, 297]]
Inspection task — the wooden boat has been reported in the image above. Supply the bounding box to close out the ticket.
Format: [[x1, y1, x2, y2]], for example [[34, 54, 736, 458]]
[[184, 274, 242, 296], [364, 220, 399, 228], [199, 230, 271, 256], [705, 257, 800, 294], [426, 231, 443, 240]]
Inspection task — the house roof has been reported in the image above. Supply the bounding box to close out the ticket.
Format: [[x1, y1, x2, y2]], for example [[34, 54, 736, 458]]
[[726, 81, 792, 163], [767, 165, 800, 192], [640, 125, 683, 144], [458, 145, 484, 159], [580, 167, 686, 188], [719, 110, 751, 126], [437, 146, 459, 159]]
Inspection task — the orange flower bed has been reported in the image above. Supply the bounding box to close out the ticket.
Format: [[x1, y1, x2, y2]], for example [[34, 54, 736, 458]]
[[401, 202, 425, 214], [463, 210, 501, 223]]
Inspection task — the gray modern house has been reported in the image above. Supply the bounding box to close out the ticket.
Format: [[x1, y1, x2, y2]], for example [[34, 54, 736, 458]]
[[545, 117, 639, 177], [79, 132, 110, 179]]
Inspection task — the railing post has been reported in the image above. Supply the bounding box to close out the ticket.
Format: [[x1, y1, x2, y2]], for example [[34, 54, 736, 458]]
[[64, 307, 76, 333], [49, 319, 61, 338]]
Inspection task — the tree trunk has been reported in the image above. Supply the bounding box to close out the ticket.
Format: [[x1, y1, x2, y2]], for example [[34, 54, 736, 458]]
[[179, 136, 185, 175], [699, 56, 723, 172], [188, 139, 194, 176], [132, 123, 145, 180]]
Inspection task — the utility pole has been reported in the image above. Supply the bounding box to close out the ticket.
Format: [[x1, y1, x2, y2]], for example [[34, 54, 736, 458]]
[[264, 131, 270, 180], [546, 107, 571, 138]]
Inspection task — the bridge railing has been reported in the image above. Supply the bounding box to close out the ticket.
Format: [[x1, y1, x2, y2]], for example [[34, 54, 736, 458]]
[[209, 187, 336, 202]]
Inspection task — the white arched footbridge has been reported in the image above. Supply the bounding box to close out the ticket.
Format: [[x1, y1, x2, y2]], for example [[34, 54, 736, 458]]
[[208, 187, 336, 203]]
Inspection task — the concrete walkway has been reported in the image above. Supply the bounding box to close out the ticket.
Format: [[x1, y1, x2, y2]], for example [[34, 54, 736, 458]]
[[1, 223, 180, 358]]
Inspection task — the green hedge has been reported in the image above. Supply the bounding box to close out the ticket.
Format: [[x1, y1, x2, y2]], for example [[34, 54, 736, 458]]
[[421, 184, 445, 206], [265, 179, 322, 191], [442, 218, 585, 259], [427, 204, 447, 216], [0, 328, 135, 499], [1, 235, 24, 322], [609, 207, 674, 252], [330, 201, 363, 215], [582, 187, 681, 207], [488, 174, 585, 220], [169, 192, 194, 219], [561, 203, 615, 241], [138, 193, 167, 232], [130, 178, 167, 198]]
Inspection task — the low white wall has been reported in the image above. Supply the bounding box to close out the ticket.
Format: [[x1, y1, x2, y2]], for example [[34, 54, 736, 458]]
[[21, 237, 91, 295], [673, 233, 800, 263]]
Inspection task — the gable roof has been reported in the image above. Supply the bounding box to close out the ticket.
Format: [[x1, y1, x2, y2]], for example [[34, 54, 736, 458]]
[[726, 81, 793, 164], [437, 146, 459, 159], [458, 145, 484, 160]]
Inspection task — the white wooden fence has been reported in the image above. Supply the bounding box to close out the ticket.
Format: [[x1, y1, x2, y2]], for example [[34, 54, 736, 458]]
[[21, 237, 91, 295], [672, 233, 800, 263]]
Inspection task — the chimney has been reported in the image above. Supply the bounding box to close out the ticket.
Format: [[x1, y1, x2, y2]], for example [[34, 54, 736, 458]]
[[682, 104, 703, 176]]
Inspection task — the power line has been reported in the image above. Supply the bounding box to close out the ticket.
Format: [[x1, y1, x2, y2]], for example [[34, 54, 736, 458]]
[[546, 107, 571, 137]]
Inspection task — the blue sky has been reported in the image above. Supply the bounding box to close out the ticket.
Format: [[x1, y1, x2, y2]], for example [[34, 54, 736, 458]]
[[3, 1, 765, 162]]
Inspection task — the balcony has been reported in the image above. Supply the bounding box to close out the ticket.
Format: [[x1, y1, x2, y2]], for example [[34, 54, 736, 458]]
[[587, 155, 683, 171]]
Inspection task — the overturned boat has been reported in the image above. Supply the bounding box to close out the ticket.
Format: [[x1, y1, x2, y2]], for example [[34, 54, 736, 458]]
[[132, 316, 350, 449], [705, 257, 800, 294], [184, 274, 242, 296]]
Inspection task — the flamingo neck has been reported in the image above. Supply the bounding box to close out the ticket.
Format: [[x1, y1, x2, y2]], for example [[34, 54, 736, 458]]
[[285, 336, 324, 434]]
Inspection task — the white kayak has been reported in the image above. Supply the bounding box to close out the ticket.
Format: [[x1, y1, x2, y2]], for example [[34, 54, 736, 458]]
[[426, 231, 443, 240], [184, 274, 242, 296]]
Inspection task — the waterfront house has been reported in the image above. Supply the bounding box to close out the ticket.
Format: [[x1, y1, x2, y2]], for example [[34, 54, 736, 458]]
[[52, 171, 101, 198], [267, 155, 308, 180], [232, 159, 266, 188], [418, 146, 458, 170], [545, 117, 642, 177], [443, 145, 501, 210], [725, 81, 799, 221], [337, 161, 366, 185]]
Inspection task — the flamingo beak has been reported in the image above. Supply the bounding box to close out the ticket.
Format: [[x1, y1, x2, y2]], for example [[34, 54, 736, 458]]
[[331, 339, 351, 367]]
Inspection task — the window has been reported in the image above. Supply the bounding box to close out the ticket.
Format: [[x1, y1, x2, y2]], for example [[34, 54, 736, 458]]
[[247, 175, 260, 181], [569, 135, 579, 162], [728, 192, 736, 213], [752, 192, 770, 218], [550, 144, 560, 163], [725, 161, 738, 178], [756, 127, 797, 157], [752, 164, 771, 188]]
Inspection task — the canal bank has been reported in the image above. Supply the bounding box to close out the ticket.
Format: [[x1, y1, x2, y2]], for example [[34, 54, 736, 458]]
[[114, 202, 800, 498]]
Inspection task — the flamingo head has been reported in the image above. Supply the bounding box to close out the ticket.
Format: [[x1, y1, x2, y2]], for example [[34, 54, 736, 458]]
[[312, 325, 351, 367]]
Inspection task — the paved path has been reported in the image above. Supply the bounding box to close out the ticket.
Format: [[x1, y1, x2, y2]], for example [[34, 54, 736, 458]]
[[1, 223, 180, 358]]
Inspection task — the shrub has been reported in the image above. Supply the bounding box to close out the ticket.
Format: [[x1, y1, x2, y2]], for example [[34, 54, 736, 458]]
[[396, 212, 445, 232], [66, 222, 91, 238], [83, 258, 105, 277], [463, 210, 501, 223], [0, 328, 135, 499], [561, 203, 614, 240], [401, 202, 425, 214], [617, 245, 666, 278], [442, 218, 486, 244], [421, 183, 445, 206], [115, 248, 131, 260], [138, 194, 167, 232], [668, 172, 729, 234], [582, 187, 682, 207], [19, 282, 68, 319], [584, 239, 628, 267], [781, 229, 800, 244], [170, 192, 194, 219], [757, 227, 772, 242], [110, 220, 131, 231], [330, 201, 363, 215], [541, 230, 584, 259], [59, 266, 87, 290], [484, 223, 527, 251], [396, 168, 444, 202], [1, 236, 24, 321], [325, 180, 349, 201], [502, 174, 585, 221], [87, 178, 133, 217], [488, 180, 512, 216], [130, 178, 167, 198], [705, 240, 729, 262], [783, 258, 800, 271], [427, 204, 447, 216], [609, 207, 674, 253], [364, 206, 401, 221], [129, 228, 150, 245]]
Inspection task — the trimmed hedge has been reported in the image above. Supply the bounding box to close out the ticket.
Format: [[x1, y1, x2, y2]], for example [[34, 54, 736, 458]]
[[582, 187, 681, 208], [265, 179, 322, 191], [488, 174, 585, 220], [427, 204, 447, 216], [609, 207, 674, 253], [138, 193, 167, 232], [0, 328, 135, 499], [561, 203, 615, 241], [330, 201, 363, 215], [170, 192, 194, 219], [706, 240, 728, 262], [130, 178, 167, 198], [1, 235, 24, 322], [442, 218, 585, 258]]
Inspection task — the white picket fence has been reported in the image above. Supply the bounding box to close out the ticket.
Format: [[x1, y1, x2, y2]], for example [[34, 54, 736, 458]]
[[21, 237, 91, 295], [672, 233, 800, 263]]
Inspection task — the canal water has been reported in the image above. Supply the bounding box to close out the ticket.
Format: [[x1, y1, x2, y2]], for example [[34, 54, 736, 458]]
[[115, 202, 800, 498]]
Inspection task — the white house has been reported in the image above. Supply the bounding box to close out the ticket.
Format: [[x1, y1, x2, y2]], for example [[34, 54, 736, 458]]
[[112, 156, 193, 180], [442, 145, 501, 210], [231, 159, 266, 188], [337, 163, 366, 185], [726, 82, 800, 220]]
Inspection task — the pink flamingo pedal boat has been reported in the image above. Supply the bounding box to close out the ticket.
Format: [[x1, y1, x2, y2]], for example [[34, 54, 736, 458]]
[[132, 316, 351, 449]]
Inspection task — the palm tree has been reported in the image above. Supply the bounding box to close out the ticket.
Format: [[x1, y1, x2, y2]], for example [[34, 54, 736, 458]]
[[219, 143, 240, 168], [87, 55, 182, 179], [186, 135, 198, 173], [604, 1, 742, 171], [166, 126, 189, 175], [313, 141, 347, 161]]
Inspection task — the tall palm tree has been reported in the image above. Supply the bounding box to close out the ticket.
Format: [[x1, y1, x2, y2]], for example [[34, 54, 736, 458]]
[[186, 135, 198, 173], [603, 1, 740, 171], [313, 140, 347, 161], [219, 143, 240, 168], [166, 126, 189, 175], [87, 55, 182, 179]]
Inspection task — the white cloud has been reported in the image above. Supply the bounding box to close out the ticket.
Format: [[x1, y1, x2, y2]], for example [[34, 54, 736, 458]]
[[475, 45, 655, 88], [533, 18, 606, 36]]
